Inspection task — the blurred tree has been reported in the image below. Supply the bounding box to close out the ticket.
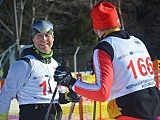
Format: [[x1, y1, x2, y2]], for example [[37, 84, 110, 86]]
[[0, 0, 160, 59]]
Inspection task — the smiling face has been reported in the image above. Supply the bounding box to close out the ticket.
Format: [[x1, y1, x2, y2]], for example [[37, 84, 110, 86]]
[[33, 33, 54, 54]]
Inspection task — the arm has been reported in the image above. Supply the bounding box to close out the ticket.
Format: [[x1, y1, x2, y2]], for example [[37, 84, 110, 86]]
[[74, 50, 113, 101], [54, 42, 114, 102], [54, 50, 113, 102], [0, 60, 31, 117]]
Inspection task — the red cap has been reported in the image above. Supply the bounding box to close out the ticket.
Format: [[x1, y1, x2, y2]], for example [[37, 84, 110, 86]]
[[90, 2, 120, 30]]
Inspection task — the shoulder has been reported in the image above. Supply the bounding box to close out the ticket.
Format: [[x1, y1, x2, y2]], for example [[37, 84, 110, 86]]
[[94, 41, 114, 61], [8, 59, 31, 73], [19, 57, 31, 68], [21, 47, 34, 57], [95, 40, 113, 49]]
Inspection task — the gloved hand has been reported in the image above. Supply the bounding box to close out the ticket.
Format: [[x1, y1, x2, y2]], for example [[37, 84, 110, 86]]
[[0, 112, 8, 120], [54, 66, 76, 90], [59, 91, 81, 104], [65, 91, 81, 102]]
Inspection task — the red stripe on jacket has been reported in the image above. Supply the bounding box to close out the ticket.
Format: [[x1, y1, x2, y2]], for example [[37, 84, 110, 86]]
[[74, 50, 113, 102]]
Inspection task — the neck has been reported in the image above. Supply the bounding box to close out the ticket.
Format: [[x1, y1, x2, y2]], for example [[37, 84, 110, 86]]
[[33, 46, 53, 59], [101, 27, 121, 39]]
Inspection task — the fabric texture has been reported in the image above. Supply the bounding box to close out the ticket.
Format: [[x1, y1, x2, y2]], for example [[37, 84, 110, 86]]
[[19, 103, 62, 120], [117, 116, 141, 120], [107, 87, 160, 119], [115, 87, 160, 119], [107, 99, 122, 118], [90, 2, 120, 30]]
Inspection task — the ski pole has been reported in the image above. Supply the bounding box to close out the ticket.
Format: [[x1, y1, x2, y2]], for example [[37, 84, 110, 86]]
[[68, 102, 76, 120], [44, 82, 59, 120]]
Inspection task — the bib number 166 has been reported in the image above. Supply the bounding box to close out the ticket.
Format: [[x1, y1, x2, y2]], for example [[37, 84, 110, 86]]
[[127, 57, 153, 79]]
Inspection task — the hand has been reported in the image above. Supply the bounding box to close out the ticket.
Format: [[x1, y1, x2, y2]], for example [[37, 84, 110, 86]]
[[54, 66, 76, 89], [65, 91, 82, 102], [58, 91, 81, 104]]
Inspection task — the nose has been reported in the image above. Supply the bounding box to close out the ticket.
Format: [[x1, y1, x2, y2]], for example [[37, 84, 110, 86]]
[[42, 34, 48, 41]]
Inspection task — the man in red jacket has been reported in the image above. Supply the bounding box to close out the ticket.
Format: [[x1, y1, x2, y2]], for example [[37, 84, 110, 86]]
[[54, 2, 160, 120]]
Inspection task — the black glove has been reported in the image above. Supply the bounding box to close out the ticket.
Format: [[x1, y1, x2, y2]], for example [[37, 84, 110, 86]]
[[65, 91, 81, 102], [58, 91, 81, 104], [54, 66, 76, 90]]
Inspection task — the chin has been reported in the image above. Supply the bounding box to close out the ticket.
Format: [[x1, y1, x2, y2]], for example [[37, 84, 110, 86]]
[[40, 48, 51, 53], [43, 51, 50, 54]]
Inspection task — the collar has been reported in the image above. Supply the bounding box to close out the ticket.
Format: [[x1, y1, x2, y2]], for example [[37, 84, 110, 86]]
[[33, 46, 53, 59], [101, 27, 121, 39]]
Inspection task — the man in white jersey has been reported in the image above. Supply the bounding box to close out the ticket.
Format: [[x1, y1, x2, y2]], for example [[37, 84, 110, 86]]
[[53, 2, 160, 120], [0, 20, 81, 120]]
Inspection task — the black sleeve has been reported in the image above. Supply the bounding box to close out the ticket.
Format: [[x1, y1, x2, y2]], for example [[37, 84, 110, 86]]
[[94, 41, 114, 61]]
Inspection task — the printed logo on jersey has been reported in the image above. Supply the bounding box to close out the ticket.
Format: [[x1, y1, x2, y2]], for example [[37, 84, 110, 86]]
[[33, 75, 50, 80], [126, 79, 154, 89], [117, 50, 146, 60], [134, 39, 141, 46], [33, 76, 41, 79]]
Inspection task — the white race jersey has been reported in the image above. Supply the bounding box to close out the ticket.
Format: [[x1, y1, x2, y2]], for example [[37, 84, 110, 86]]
[[102, 36, 155, 101], [17, 55, 62, 105]]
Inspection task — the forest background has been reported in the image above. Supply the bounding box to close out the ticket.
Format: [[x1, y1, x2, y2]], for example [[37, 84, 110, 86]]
[[0, 0, 160, 75]]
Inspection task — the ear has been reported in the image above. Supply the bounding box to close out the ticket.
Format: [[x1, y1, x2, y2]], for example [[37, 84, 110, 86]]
[[32, 34, 37, 42], [94, 29, 97, 34], [32, 38, 35, 43]]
